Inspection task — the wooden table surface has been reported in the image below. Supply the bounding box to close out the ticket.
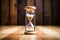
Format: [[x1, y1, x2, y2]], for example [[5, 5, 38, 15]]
[[0, 26, 60, 40]]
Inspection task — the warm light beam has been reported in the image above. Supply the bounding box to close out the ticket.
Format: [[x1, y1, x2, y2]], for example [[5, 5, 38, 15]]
[[0, 27, 22, 39], [38, 27, 60, 40]]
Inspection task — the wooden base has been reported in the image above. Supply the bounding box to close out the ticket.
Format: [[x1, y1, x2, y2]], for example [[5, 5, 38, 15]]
[[25, 31, 36, 35]]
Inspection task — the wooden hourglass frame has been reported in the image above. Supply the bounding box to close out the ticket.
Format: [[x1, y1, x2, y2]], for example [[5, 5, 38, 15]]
[[25, 6, 36, 34]]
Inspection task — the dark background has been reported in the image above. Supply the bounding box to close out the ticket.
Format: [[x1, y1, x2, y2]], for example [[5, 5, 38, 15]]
[[0, 0, 60, 26]]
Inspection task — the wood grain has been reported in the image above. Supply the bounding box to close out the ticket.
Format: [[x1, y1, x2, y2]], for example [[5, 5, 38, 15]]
[[0, 26, 60, 40]]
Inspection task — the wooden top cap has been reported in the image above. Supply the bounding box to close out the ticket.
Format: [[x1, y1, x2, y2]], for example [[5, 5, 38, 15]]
[[25, 6, 36, 10]]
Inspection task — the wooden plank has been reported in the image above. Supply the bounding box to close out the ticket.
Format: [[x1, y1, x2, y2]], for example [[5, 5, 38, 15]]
[[27, 0, 34, 6], [44, 0, 52, 25], [1, 0, 9, 25], [36, 0, 43, 25], [18, 0, 25, 25], [10, 0, 17, 25]]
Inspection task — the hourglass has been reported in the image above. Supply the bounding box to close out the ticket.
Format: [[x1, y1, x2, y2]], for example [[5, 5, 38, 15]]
[[25, 6, 36, 34]]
